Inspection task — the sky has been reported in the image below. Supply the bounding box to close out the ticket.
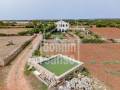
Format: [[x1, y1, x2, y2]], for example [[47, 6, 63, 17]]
[[0, 0, 120, 20]]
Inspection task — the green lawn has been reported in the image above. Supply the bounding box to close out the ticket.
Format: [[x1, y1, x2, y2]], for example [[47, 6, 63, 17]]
[[41, 57, 78, 76], [50, 32, 65, 39]]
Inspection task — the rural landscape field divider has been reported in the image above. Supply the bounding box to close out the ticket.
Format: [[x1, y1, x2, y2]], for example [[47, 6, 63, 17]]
[[0, 35, 36, 66]]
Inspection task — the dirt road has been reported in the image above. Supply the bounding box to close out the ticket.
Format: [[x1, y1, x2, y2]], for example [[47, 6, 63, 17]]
[[4, 35, 41, 90]]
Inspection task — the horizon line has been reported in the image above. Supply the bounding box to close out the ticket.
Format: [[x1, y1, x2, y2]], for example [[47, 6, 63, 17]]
[[1, 18, 120, 21]]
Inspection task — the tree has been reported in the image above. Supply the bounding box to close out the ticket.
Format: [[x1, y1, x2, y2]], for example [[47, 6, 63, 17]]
[[0, 21, 4, 26], [31, 20, 40, 29]]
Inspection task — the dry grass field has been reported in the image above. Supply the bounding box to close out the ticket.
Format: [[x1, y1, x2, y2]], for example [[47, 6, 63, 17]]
[[0, 28, 30, 34], [0, 36, 32, 58], [0, 36, 33, 89]]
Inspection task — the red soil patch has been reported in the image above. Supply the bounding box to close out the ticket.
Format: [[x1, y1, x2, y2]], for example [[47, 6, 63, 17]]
[[43, 43, 120, 90], [80, 44, 120, 90], [91, 27, 120, 39]]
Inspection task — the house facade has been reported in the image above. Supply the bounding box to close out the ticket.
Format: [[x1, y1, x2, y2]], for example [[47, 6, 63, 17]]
[[55, 20, 69, 32]]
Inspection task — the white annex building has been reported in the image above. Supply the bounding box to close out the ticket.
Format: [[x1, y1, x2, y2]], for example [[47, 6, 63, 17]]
[[55, 20, 70, 32]]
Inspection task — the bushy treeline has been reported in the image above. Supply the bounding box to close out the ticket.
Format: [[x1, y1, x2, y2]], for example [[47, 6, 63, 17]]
[[0, 21, 16, 27], [1, 19, 120, 28], [67, 19, 120, 28], [82, 38, 105, 43], [74, 30, 105, 43], [18, 21, 56, 36]]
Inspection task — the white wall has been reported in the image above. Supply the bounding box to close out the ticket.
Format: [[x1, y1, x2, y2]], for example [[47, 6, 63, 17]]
[[56, 21, 69, 32]]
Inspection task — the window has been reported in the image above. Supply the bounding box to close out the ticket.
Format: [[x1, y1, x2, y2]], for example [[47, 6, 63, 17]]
[[66, 24, 68, 27]]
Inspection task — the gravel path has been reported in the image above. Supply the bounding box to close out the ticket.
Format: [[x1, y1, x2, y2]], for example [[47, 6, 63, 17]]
[[4, 35, 40, 90]]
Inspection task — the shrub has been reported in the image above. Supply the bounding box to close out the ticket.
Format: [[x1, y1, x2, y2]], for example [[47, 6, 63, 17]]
[[82, 38, 105, 43], [81, 68, 90, 76], [18, 31, 29, 35], [18, 23, 55, 36], [0, 33, 7, 36], [24, 65, 35, 76], [32, 50, 45, 56], [75, 31, 85, 39], [18, 28, 38, 35], [94, 34, 100, 38], [25, 24, 34, 28], [33, 50, 41, 56], [44, 32, 51, 39]]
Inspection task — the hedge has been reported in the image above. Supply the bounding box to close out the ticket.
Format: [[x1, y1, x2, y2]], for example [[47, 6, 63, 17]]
[[82, 38, 105, 43]]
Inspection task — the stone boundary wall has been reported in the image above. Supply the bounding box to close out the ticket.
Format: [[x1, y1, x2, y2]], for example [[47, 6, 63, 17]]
[[32, 35, 43, 53], [28, 34, 43, 58], [113, 39, 120, 43], [0, 35, 36, 66]]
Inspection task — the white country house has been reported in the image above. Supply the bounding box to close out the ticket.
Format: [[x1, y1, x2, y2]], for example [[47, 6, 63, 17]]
[[55, 20, 70, 32]]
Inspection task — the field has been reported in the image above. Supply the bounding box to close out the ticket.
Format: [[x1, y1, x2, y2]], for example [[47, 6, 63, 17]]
[[0, 36, 32, 58], [80, 44, 120, 90], [0, 28, 29, 34], [41, 56, 78, 76], [0, 35, 32, 88], [0, 36, 33, 66], [91, 27, 120, 39], [42, 42, 120, 90]]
